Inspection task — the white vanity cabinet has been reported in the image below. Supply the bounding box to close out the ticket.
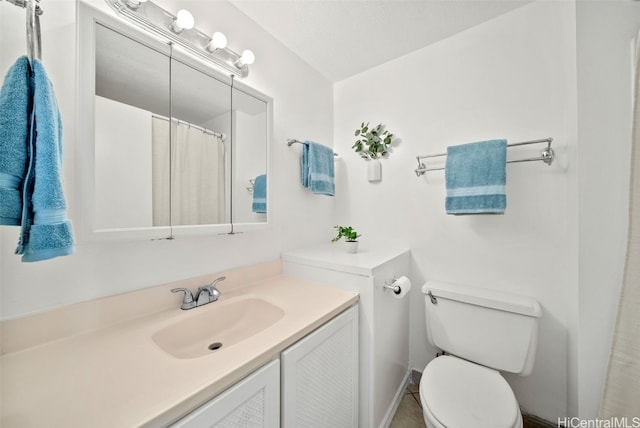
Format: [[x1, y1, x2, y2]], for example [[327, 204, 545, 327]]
[[283, 246, 410, 428], [171, 304, 358, 428], [281, 304, 359, 427], [171, 359, 281, 428]]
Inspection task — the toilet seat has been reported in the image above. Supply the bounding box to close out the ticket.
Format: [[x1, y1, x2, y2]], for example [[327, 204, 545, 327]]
[[419, 355, 521, 428]]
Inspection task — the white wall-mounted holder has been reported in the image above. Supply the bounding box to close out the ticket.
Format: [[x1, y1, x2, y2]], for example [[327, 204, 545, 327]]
[[368, 159, 382, 182]]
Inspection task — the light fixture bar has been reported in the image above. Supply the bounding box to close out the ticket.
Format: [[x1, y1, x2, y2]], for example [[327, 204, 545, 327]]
[[104, 0, 250, 78]]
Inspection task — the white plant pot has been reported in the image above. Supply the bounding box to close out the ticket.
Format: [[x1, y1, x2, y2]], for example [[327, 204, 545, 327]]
[[344, 241, 359, 254], [368, 159, 382, 182]]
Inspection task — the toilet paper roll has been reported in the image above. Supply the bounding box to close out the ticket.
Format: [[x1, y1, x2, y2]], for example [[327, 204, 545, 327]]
[[391, 276, 412, 299]]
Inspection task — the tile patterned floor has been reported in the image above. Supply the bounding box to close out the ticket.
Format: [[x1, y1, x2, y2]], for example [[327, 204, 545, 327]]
[[389, 371, 556, 428], [389, 374, 426, 428]]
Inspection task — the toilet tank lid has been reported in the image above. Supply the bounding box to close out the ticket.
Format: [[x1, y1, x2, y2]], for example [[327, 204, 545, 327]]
[[422, 281, 542, 317]]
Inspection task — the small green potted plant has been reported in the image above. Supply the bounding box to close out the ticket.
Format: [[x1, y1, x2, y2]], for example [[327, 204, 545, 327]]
[[353, 122, 395, 182], [332, 225, 361, 254]]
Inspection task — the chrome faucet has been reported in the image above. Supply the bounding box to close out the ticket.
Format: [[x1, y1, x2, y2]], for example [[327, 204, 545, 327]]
[[195, 276, 225, 305], [171, 276, 226, 310]]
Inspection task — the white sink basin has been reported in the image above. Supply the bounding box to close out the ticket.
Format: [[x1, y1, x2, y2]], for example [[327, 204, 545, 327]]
[[152, 298, 285, 359]]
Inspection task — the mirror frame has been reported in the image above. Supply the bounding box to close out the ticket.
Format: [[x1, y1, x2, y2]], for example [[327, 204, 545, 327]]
[[77, 1, 271, 241]]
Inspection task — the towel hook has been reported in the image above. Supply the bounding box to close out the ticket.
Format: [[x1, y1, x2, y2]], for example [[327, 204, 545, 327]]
[[26, 0, 42, 62]]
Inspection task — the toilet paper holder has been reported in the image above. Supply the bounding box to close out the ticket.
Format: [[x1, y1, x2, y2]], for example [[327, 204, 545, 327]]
[[383, 278, 403, 295]]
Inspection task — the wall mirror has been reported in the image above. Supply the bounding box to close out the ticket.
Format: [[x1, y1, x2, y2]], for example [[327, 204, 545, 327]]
[[78, 2, 270, 241]]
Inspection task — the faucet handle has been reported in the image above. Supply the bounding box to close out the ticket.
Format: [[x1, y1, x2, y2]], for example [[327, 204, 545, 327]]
[[171, 288, 196, 310], [210, 276, 226, 289], [208, 276, 225, 300], [197, 276, 225, 303]]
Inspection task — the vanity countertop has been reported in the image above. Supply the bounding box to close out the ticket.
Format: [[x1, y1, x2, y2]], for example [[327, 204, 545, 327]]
[[0, 264, 358, 427]]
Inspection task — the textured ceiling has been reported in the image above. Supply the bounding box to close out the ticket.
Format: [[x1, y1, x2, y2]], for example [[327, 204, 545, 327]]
[[228, 0, 532, 82]]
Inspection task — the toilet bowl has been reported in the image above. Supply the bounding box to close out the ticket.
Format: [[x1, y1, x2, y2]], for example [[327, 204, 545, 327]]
[[419, 355, 522, 428], [419, 281, 541, 428]]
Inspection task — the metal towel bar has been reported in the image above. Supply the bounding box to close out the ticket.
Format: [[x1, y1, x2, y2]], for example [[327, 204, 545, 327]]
[[287, 139, 338, 157], [414, 137, 554, 176]]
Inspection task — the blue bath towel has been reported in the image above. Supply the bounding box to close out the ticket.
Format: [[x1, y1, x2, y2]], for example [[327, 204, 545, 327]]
[[252, 174, 267, 213], [301, 141, 335, 196], [445, 139, 507, 215], [0, 57, 31, 225], [16, 59, 74, 262]]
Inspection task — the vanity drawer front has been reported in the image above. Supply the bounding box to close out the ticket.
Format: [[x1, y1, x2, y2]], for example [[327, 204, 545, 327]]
[[171, 359, 280, 428]]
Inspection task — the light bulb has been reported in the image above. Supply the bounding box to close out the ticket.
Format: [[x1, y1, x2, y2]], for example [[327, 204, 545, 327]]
[[171, 9, 194, 33], [207, 32, 227, 51], [239, 49, 255, 66]]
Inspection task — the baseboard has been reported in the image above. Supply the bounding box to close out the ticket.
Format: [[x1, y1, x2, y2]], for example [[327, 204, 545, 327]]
[[522, 412, 557, 428], [380, 369, 412, 428], [410, 368, 423, 385]]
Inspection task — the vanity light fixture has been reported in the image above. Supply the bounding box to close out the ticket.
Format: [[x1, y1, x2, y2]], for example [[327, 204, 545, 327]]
[[170, 9, 194, 33], [237, 49, 256, 66], [105, 0, 254, 78], [207, 31, 228, 51], [123, 0, 146, 11]]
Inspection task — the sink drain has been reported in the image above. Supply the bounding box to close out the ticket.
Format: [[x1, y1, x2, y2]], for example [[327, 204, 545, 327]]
[[208, 342, 223, 351]]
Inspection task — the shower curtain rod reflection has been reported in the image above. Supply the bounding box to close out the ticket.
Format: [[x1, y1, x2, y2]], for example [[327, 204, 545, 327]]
[[153, 114, 227, 142]]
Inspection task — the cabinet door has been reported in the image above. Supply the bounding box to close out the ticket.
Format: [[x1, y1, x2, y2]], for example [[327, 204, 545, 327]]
[[171, 359, 280, 428], [281, 305, 359, 428]]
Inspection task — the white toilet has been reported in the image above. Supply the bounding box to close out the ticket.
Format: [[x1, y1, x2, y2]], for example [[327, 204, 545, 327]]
[[419, 281, 542, 428]]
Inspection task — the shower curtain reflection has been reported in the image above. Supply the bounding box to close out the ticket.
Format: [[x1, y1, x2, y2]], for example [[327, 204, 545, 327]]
[[152, 116, 226, 226]]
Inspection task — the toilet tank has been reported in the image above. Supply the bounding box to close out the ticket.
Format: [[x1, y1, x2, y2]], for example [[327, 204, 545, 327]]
[[422, 281, 542, 375]]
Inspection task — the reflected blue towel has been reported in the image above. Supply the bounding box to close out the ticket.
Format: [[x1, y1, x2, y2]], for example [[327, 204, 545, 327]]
[[16, 59, 74, 262], [445, 139, 507, 215], [301, 141, 335, 196], [252, 174, 267, 213], [0, 57, 31, 225]]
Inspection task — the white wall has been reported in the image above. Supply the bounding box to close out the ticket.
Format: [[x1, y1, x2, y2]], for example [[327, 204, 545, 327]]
[[94, 96, 153, 229], [334, 2, 577, 421], [0, 0, 334, 318], [576, 0, 640, 419]]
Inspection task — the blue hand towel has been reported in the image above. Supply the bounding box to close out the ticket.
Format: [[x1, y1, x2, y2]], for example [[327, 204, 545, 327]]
[[301, 141, 335, 196], [16, 59, 74, 262], [252, 174, 267, 213], [445, 139, 507, 215], [0, 56, 31, 225]]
